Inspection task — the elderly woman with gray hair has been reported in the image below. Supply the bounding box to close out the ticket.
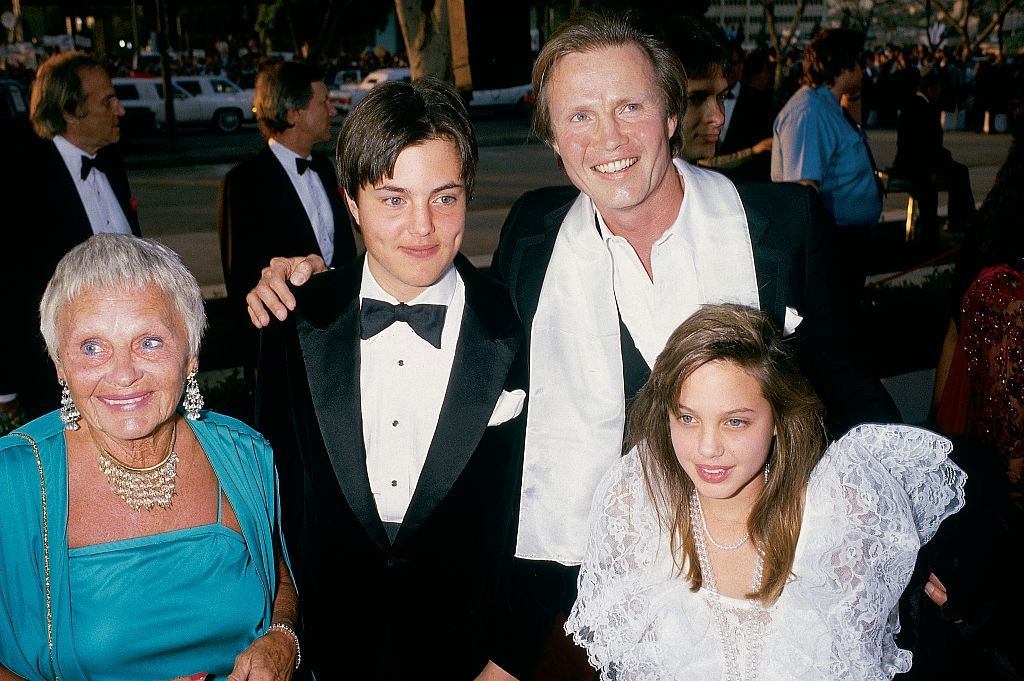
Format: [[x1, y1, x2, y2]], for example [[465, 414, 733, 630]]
[[0, 235, 298, 680]]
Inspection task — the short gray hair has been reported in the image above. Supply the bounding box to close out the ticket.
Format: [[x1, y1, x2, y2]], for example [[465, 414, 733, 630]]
[[40, 235, 207, 362]]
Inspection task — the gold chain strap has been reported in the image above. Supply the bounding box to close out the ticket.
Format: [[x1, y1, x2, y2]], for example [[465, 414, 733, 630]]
[[12, 432, 57, 679]]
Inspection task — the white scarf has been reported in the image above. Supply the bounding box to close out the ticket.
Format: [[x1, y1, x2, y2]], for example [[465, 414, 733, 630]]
[[515, 160, 760, 564]]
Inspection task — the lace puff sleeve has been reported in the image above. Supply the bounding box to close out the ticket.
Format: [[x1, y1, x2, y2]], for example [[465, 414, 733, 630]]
[[785, 424, 967, 679], [565, 449, 673, 679]]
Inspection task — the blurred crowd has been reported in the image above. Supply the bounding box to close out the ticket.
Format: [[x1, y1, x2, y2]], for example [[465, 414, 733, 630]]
[[2, 32, 410, 91]]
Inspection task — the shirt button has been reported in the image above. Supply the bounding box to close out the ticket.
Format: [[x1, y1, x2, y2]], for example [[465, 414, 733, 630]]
[[392, 420, 399, 427], [398, 359, 405, 366], [391, 479, 398, 487]]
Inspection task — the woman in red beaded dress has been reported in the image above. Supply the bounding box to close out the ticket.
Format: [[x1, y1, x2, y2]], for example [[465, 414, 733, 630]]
[[934, 115, 1023, 504]]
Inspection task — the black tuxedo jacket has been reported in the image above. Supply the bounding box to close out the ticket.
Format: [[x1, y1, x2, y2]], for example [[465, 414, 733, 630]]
[[489, 182, 901, 678], [491, 183, 900, 434], [217, 146, 355, 304], [718, 85, 776, 182], [256, 254, 524, 679], [720, 84, 776, 155], [893, 94, 948, 180], [217, 146, 356, 370], [1, 135, 141, 415]]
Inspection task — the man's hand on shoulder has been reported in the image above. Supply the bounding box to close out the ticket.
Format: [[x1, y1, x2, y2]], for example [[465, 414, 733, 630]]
[[246, 254, 328, 328]]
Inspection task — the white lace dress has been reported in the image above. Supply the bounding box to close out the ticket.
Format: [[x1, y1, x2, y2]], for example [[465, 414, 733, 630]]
[[565, 424, 967, 680]]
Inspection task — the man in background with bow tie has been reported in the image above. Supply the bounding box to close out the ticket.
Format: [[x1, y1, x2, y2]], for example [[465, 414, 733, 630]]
[[1, 51, 140, 422], [218, 60, 355, 372], [255, 77, 526, 679]]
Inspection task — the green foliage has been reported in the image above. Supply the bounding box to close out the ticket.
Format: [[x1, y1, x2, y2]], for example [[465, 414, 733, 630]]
[[255, 0, 287, 52], [0, 406, 26, 437]]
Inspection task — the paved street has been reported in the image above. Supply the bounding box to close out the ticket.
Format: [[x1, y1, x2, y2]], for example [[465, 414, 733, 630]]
[[125, 120, 1014, 294]]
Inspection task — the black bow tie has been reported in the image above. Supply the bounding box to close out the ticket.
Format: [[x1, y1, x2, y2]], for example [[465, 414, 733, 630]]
[[295, 157, 313, 175], [80, 155, 109, 180], [360, 298, 447, 349]]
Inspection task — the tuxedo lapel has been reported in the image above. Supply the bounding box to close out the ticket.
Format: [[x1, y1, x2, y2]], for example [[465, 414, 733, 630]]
[[740, 189, 788, 330], [263, 148, 321, 251], [394, 258, 519, 549], [509, 198, 574, 329], [44, 141, 93, 242], [296, 258, 389, 550]]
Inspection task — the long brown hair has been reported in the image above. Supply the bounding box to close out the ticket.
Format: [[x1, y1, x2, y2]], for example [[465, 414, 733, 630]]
[[628, 304, 826, 604]]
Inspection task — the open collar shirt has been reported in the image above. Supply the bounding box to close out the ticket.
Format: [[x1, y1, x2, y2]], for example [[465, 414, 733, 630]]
[[596, 170, 700, 367]]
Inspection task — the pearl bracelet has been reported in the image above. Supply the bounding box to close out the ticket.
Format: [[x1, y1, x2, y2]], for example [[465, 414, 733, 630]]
[[266, 622, 301, 670]]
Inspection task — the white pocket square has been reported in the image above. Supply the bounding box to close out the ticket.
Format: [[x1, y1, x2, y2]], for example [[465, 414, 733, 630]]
[[783, 307, 804, 336], [488, 389, 526, 427]]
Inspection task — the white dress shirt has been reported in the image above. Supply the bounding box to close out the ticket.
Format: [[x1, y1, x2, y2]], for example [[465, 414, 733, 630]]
[[269, 139, 336, 266], [597, 185, 701, 368], [53, 135, 133, 235], [359, 261, 465, 524]]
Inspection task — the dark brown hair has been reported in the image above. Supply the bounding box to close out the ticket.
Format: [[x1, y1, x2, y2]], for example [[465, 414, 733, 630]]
[[802, 28, 865, 88], [29, 51, 103, 138], [336, 77, 477, 201], [531, 10, 687, 156], [628, 304, 826, 604]]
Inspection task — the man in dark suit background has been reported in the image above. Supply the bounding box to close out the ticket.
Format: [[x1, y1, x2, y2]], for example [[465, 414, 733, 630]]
[[217, 61, 355, 370], [255, 78, 524, 679], [892, 68, 976, 249], [1, 51, 140, 422]]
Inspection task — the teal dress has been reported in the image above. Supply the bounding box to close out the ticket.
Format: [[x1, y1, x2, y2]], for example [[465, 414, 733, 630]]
[[0, 411, 281, 681]]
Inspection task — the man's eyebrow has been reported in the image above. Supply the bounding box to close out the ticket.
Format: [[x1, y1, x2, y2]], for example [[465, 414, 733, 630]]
[[372, 182, 464, 194]]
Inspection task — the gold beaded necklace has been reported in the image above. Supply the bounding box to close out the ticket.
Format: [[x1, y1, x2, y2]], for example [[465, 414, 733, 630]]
[[96, 421, 178, 511]]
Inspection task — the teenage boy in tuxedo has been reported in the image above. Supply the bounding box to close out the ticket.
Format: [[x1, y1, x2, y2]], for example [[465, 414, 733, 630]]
[[256, 78, 524, 679]]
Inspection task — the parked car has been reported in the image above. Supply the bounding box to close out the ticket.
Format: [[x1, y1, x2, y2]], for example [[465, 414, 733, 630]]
[[330, 68, 363, 89], [329, 67, 411, 114], [0, 78, 31, 139], [0, 79, 28, 121], [328, 67, 532, 116], [468, 83, 533, 113], [112, 75, 255, 133]]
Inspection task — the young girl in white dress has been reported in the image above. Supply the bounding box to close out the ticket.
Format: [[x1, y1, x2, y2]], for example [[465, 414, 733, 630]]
[[566, 304, 965, 680]]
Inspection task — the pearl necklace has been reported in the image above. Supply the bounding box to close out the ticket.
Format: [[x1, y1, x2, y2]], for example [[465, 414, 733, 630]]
[[695, 492, 750, 550], [690, 489, 769, 681], [96, 422, 178, 511]]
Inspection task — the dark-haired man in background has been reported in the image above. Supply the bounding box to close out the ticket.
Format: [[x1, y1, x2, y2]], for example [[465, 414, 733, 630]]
[[673, 20, 773, 179], [217, 60, 355, 370]]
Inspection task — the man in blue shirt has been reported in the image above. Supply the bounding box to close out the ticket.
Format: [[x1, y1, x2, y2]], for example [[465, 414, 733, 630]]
[[772, 29, 880, 322]]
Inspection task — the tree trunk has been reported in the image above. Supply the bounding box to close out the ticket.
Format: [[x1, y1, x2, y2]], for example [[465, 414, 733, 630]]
[[762, 0, 807, 100], [395, 0, 453, 82]]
